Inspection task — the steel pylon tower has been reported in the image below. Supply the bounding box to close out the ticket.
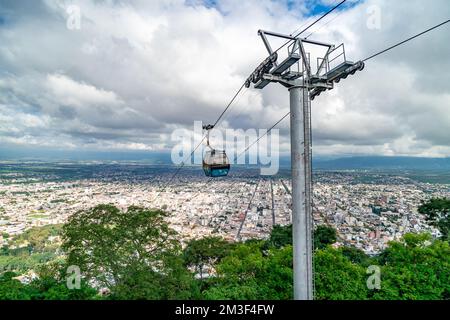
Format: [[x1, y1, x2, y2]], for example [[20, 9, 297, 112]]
[[245, 30, 364, 300]]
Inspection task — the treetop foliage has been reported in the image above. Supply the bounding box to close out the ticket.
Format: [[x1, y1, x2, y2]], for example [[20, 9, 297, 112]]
[[0, 202, 449, 300], [418, 198, 450, 241]]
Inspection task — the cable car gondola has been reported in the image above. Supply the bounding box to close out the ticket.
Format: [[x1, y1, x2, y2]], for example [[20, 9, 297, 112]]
[[202, 124, 230, 178]]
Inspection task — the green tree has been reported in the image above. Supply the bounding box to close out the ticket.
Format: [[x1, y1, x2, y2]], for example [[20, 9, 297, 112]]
[[183, 237, 233, 280], [0, 272, 38, 300], [266, 224, 338, 250], [418, 198, 450, 241], [203, 241, 293, 300], [314, 225, 337, 250], [0, 258, 99, 300], [112, 254, 200, 300], [267, 225, 292, 249], [371, 233, 450, 300], [30, 277, 98, 300], [314, 247, 368, 300], [340, 246, 372, 266], [259, 245, 293, 300], [62, 205, 198, 299]]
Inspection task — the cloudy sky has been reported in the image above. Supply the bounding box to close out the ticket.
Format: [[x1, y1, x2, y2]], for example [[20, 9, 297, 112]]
[[0, 0, 449, 159]]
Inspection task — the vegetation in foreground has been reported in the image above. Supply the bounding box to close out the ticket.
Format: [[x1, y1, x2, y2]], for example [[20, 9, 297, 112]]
[[0, 198, 449, 300]]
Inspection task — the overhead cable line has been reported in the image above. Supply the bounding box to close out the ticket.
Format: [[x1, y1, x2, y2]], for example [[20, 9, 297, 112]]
[[293, 0, 347, 38], [155, 0, 349, 195], [240, 19, 450, 164], [193, 18, 450, 181], [217, 1, 349, 128], [150, 83, 247, 202], [288, 0, 341, 37], [154, 6, 450, 201], [213, 83, 246, 127], [304, 6, 346, 39], [234, 111, 290, 163], [201, 4, 345, 132], [363, 19, 450, 62], [305, 0, 364, 39], [272, 0, 348, 55]]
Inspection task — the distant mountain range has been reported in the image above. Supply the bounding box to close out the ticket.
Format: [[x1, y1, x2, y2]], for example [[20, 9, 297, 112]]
[[313, 156, 450, 171], [1, 147, 449, 171]]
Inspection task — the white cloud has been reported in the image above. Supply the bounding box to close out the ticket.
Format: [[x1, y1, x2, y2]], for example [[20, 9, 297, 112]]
[[46, 74, 122, 108], [0, 0, 449, 157]]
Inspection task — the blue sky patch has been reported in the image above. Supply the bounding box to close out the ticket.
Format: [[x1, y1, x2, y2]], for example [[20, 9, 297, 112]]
[[185, 0, 359, 18], [304, 0, 360, 17], [202, 0, 219, 9], [186, 0, 219, 9], [309, 2, 334, 16]]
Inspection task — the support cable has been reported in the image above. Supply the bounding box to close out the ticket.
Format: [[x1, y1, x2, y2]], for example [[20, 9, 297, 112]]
[[150, 83, 247, 202], [304, 0, 363, 40], [363, 19, 450, 62], [151, 8, 450, 205], [242, 20, 450, 162], [272, 0, 348, 55], [233, 112, 290, 163], [288, 0, 340, 37], [153, 0, 350, 197]]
